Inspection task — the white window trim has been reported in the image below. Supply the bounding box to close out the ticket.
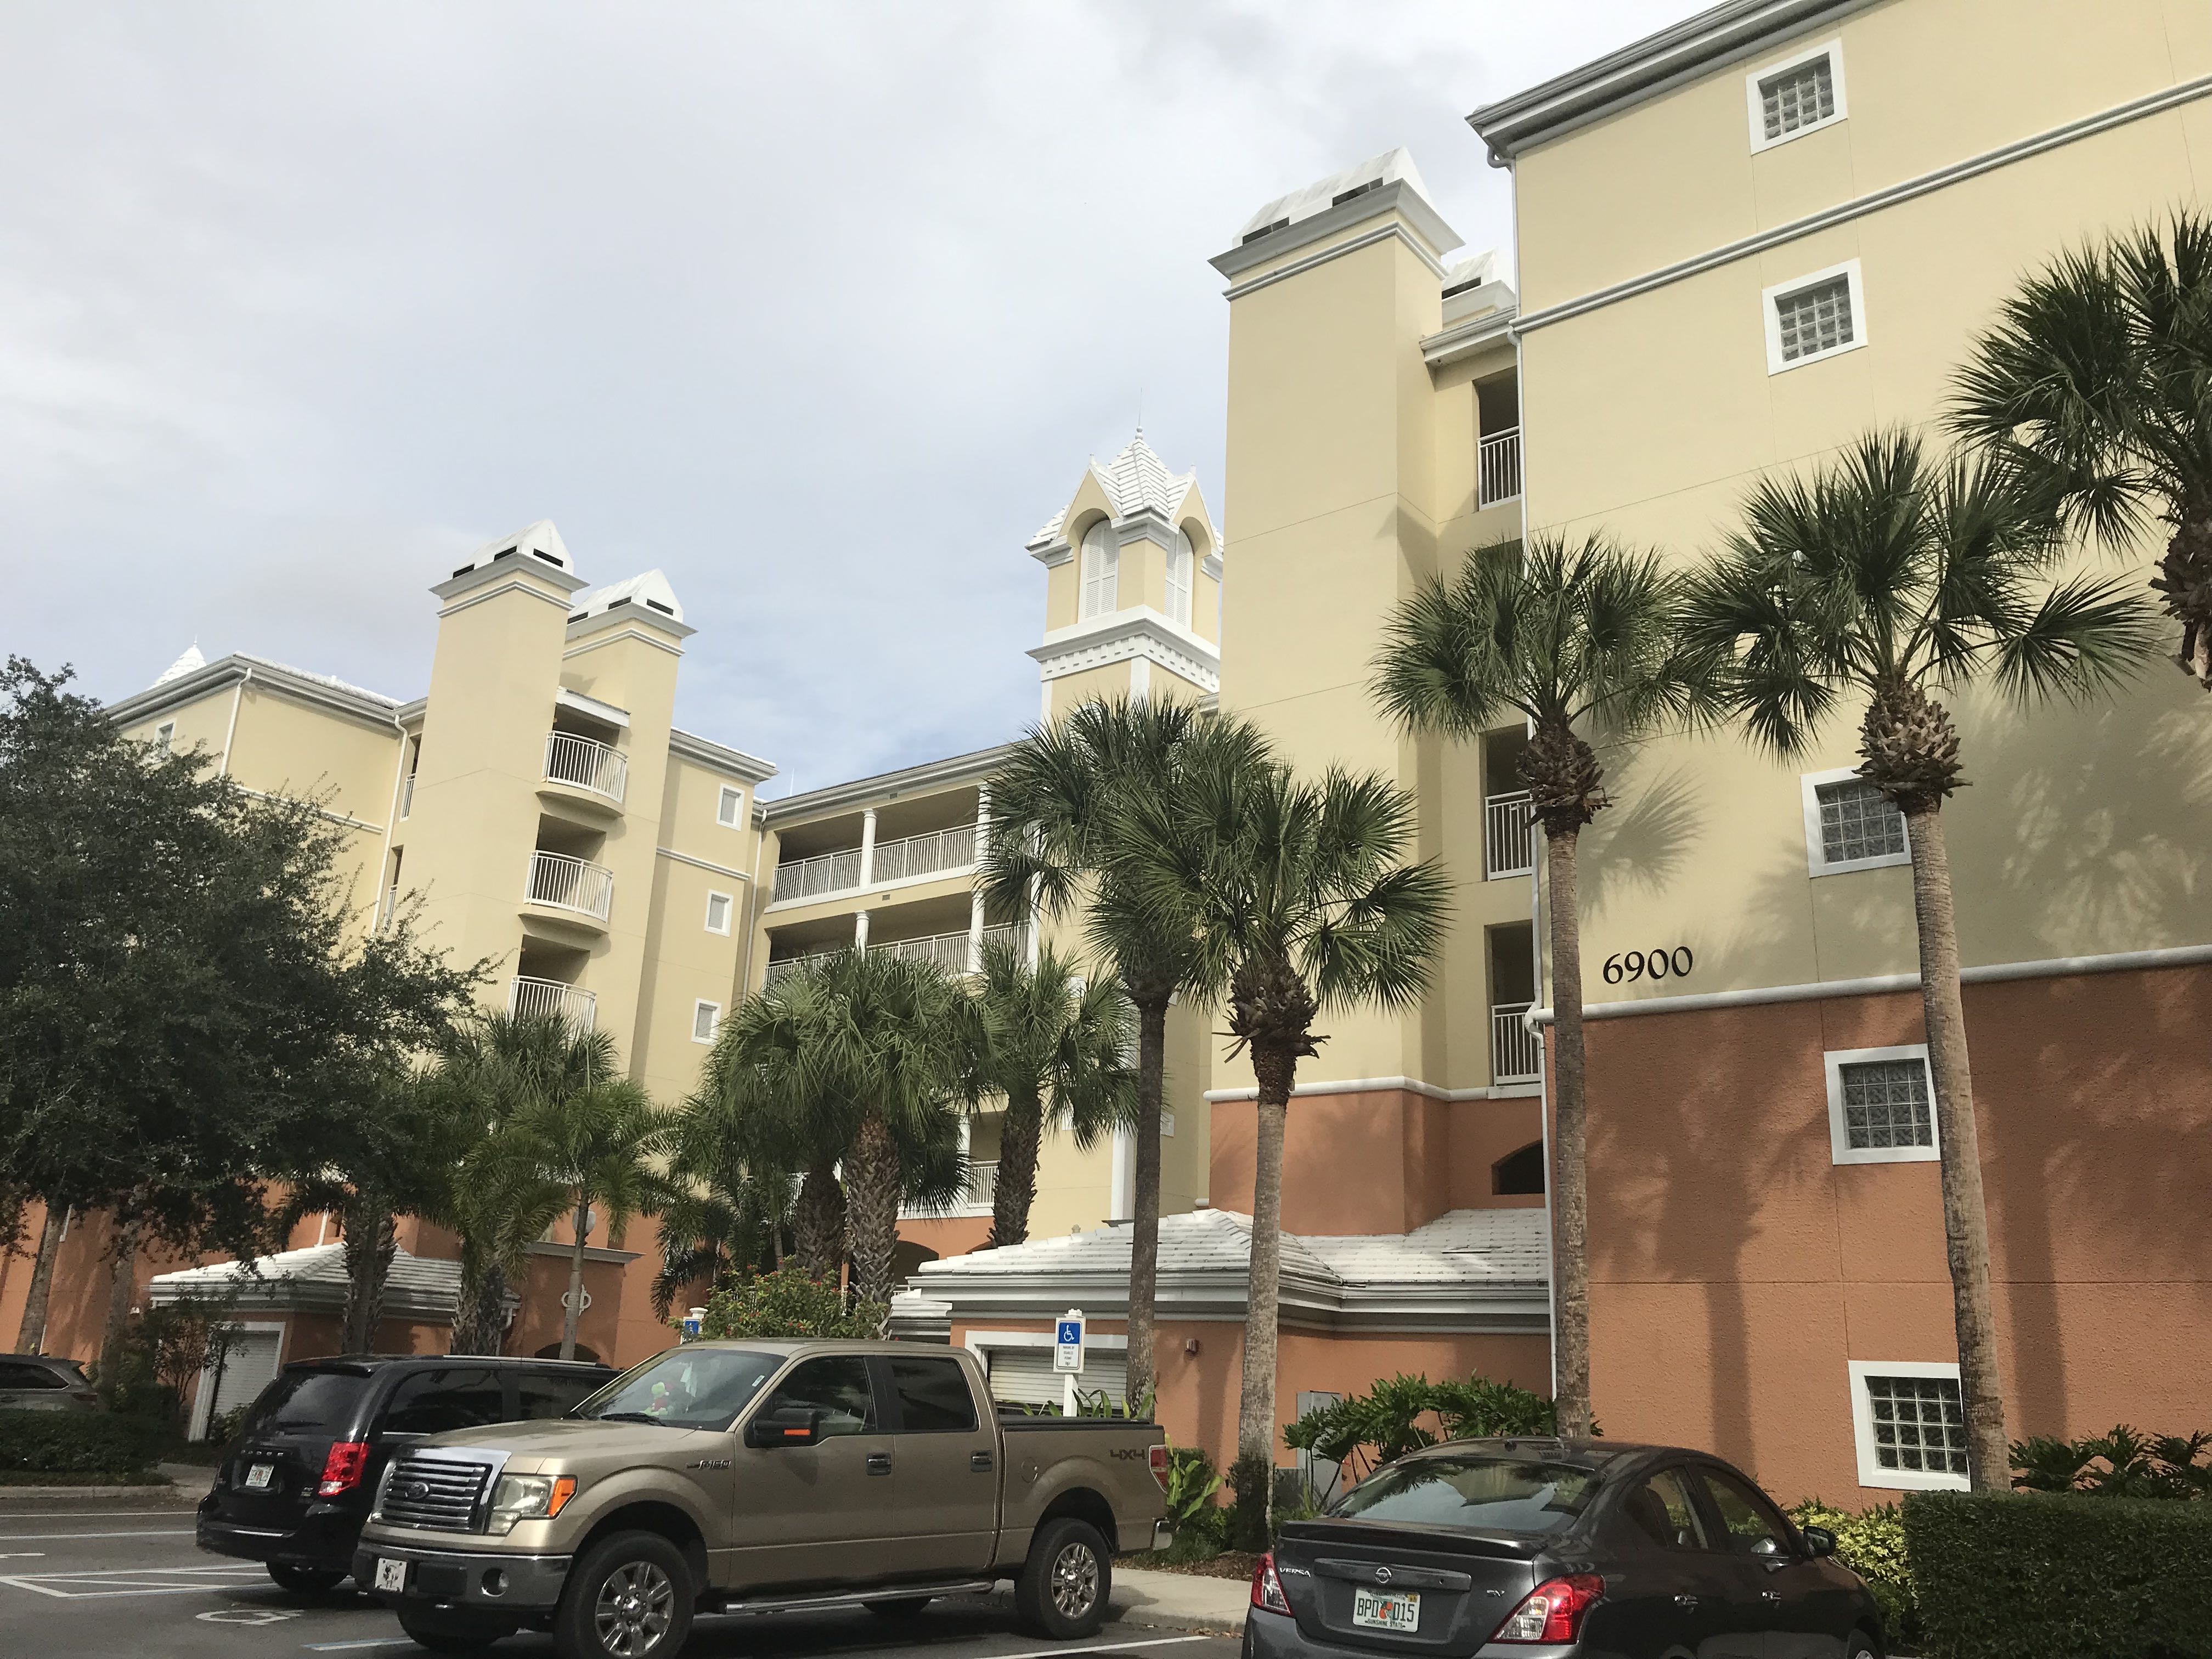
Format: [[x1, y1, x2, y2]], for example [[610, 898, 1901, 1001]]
[[716, 785, 744, 827], [1764, 259, 1866, 376], [704, 891, 732, 935], [692, 998, 721, 1044], [1746, 38, 1847, 153], [1801, 765, 1910, 876], [1824, 1043, 1940, 1165], [1848, 1359, 1970, 1492]]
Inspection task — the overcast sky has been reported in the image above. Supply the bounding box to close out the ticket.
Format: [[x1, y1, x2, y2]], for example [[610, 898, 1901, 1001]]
[[6, 2, 1704, 791]]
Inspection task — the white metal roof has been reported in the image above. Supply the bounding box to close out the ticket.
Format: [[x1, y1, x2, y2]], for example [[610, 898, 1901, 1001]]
[[148, 1243, 464, 1322]]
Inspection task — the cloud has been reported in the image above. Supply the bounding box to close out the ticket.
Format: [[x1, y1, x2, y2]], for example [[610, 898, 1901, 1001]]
[[3, 0, 1702, 788]]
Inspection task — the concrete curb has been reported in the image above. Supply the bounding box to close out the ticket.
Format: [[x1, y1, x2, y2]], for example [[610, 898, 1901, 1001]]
[[0, 1463, 207, 1501], [1112, 1565, 1252, 1631]]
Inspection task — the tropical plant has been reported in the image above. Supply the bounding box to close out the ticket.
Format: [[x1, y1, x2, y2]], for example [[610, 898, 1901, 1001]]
[[1113, 744, 1450, 1546], [1951, 207, 2212, 685], [1372, 533, 1712, 1441], [692, 1267, 882, 1340], [2011, 1425, 2212, 1499], [1684, 431, 2158, 1487], [1159, 1436, 1224, 1530], [1282, 1372, 1562, 1487], [967, 938, 1135, 1248], [980, 697, 1272, 1404]]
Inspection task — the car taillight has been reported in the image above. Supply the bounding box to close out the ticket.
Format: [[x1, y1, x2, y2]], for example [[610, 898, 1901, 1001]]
[[317, 1441, 370, 1497], [1494, 1574, 1605, 1643], [1147, 1444, 1170, 1492], [1250, 1552, 1291, 1615]]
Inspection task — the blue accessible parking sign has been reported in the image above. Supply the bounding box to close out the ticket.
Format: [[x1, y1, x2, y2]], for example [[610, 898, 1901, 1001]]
[[1053, 1308, 1085, 1374]]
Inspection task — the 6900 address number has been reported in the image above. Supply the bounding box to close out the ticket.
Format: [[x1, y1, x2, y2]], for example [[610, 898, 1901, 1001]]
[[1602, 946, 1693, 985]]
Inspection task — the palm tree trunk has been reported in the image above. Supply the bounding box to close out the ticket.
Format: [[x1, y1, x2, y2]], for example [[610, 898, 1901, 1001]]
[[793, 1163, 845, 1282], [99, 1214, 143, 1379], [1126, 995, 1168, 1410], [450, 1252, 507, 1355], [1904, 805, 2008, 1488], [989, 1087, 1043, 1249], [1233, 1040, 1293, 1550], [1544, 825, 1594, 1440], [560, 1198, 590, 1361], [14, 1205, 66, 1353], [341, 1206, 398, 1355], [845, 1113, 902, 1311]]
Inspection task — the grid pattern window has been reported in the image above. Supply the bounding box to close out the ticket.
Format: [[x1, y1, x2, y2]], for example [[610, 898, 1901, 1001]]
[[692, 1000, 720, 1043], [716, 785, 743, 827], [1166, 532, 1195, 627], [1777, 276, 1854, 363], [704, 892, 732, 934], [1761, 55, 1835, 140], [1865, 1374, 1970, 1478], [1818, 777, 1904, 864], [1839, 1058, 1933, 1151], [1080, 521, 1119, 620]]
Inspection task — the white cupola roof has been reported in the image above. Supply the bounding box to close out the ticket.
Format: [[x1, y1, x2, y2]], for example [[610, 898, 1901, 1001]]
[[569, 568, 684, 624], [153, 644, 206, 687], [454, 519, 573, 578], [1026, 429, 1215, 552]]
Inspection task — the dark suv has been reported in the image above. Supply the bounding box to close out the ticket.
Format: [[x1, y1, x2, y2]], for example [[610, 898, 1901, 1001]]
[[196, 1354, 614, 1593], [0, 1353, 99, 1412]]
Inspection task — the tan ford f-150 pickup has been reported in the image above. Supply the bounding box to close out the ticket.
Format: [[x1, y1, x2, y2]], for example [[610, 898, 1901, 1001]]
[[352, 1339, 1171, 1657]]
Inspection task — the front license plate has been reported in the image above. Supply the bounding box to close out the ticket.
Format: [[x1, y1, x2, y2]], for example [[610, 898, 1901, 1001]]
[[1352, 1587, 1420, 1631], [374, 1558, 409, 1593], [242, 1463, 275, 1491]]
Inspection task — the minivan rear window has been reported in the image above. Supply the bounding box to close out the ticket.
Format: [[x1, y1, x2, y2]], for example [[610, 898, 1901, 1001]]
[[241, 1368, 373, 1437], [1330, 1455, 1598, 1536]]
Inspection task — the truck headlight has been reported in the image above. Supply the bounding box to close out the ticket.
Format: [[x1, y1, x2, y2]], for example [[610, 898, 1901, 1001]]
[[486, 1474, 578, 1536]]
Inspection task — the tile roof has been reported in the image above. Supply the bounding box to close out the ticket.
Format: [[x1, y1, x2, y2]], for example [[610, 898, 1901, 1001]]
[[148, 1243, 464, 1322], [1028, 429, 1216, 553]]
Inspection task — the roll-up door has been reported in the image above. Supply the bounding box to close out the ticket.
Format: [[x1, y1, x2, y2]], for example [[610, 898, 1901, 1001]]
[[980, 1344, 1130, 1410]]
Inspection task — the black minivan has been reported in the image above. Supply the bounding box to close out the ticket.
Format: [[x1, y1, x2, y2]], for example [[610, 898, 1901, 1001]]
[[197, 1354, 614, 1593]]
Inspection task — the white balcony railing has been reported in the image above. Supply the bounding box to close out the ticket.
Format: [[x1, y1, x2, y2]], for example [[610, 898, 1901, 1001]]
[[509, 975, 597, 1033], [905, 1159, 996, 1220], [772, 822, 979, 903], [1492, 1001, 1541, 1084], [525, 850, 614, 921], [761, 922, 1026, 987], [1485, 791, 1535, 880], [543, 732, 627, 804], [1479, 427, 1522, 508], [399, 772, 415, 820]]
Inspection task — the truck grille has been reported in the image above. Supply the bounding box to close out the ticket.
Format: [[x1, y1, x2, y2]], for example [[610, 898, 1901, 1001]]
[[377, 1455, 492, 1532]]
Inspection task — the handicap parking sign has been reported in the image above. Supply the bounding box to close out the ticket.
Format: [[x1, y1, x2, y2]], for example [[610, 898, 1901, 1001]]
[[1053, 1309, 1085, 1374]]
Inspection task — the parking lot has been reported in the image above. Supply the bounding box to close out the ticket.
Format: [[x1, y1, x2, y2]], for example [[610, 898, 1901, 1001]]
[[0, 1493, 1243, 1659]]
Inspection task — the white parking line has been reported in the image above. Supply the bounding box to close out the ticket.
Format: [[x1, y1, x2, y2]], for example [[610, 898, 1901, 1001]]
[[0, 1562, 265, 1599], [296, 1626, 1217, 1654], [302, 1643, 414, 1652], [0, 1511, 196, 1520], [0, 1529, 197, 1541]]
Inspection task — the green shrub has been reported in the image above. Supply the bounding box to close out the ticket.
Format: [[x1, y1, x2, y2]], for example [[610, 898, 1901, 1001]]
[[1791, 1498, 1915, 1644], [692, 1268, 884, 1340], [1904, 1488, 2212, 1659], [1281, 1372, 1560, 1485], [0, 1411, 168, 1477]]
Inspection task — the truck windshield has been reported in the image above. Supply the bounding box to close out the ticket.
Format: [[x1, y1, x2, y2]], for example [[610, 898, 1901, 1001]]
[[571, 1349, 783, 1432], [1330, 1455, 1598, 1536]]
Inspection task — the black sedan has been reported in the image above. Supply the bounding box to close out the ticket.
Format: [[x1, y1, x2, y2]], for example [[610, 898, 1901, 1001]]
[[1243, 1437, 1883, 1659]]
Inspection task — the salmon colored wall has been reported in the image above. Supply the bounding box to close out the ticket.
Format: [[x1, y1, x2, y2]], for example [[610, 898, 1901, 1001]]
[[1581, 963, 2212, 1507], [1447, 1098, 1546, 1211], [900, 1216, 992, 1262], [508, 1250, 677, 1369]]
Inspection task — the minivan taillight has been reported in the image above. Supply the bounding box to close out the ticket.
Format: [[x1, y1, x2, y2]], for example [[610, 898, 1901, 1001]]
[[1147, 1444, 1170, 1492], [317, 1440, 370, 1497], [1493, 1573, 1605, 1643]]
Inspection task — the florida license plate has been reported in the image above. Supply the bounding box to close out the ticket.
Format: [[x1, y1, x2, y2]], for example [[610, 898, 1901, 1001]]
[[374, 1558, 408, 1592], [1352, 1587, 1420, 1631], [242, 1463, 275, 1491]]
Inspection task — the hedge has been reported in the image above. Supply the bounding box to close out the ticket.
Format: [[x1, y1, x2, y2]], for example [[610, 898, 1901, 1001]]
[[1904, 1488, 2212, 1659], [0, 1410, 168, 1477]]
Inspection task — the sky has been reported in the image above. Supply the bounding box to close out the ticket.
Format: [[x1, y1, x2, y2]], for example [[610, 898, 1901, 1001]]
[[5, 2, 1707, 792]]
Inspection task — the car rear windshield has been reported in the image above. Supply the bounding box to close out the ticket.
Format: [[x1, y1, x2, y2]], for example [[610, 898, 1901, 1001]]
[[240, 1367, 374, 1437], [571, 1348, 783, 1432], [1330, 1455, 1598, 1536]]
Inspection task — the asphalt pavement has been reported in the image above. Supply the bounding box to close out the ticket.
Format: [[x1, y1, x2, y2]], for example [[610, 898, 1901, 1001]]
[[0, 1489, 1246, 1659]]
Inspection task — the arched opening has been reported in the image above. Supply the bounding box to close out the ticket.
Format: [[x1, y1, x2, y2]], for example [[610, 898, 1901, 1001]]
[[1492, 1139, 1545, 1197], [891, 1240, 941, 1283], [535, 1342, 601, 1364]]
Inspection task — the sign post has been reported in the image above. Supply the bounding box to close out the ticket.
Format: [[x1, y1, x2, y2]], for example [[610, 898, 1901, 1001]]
[[1053, 1308, 1085, 1416]]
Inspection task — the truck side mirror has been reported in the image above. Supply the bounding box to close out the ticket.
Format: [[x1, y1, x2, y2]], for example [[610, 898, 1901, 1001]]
[[744, 1407, 824, 1449]]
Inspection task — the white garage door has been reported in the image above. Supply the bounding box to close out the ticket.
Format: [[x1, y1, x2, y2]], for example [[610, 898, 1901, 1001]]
[[196, 1327, 283, 1435], [981, 1345, 1130, 1412]]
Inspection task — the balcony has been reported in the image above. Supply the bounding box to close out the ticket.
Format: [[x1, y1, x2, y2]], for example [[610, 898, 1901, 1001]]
[[904, 1159, 995, 1220], [771, 822, 979, 904], [509, 975, 596, 1033], [1486, 791, 1534, 880], [525, 850, 614, 923], [543, 732, 627, 806], [761, 921, 1026, 986], [1492, 1001, 1541, 1085], [1479, 427, 1522, 508]]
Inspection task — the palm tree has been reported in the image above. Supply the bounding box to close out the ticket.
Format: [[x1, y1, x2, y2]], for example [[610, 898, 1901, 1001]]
[[968, 938, 1135, 1249], [1114, 743, 1449, 1544], [654, 1087, 799, 1317], [515, 1066, 673, 1362], [1372, 532, 1713, 1440], [979, 697, 1270, 1406], [1684, 431, 2157, 1488], [1951, 208, 2212, 685]]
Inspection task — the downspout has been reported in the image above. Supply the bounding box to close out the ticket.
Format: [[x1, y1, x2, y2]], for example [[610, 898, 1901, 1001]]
[[217, 666, 252, 777], [740, 797, 766, 997]]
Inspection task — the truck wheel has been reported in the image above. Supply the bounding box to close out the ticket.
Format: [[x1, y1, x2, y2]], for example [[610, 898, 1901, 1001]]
[[397, 1606, 518, 1652], [554, 1530, 695, 1659], [1014, 1516, 1112, 1639]]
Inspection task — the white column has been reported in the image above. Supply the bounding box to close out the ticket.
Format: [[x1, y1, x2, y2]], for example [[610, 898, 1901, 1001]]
[[857, 807, 878, 888], [968, 785, 989, 973], [854, 907, 871, 950]]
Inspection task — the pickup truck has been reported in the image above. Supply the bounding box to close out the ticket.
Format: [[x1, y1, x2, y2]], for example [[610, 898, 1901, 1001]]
[[352, 1338, 1171, 1658]]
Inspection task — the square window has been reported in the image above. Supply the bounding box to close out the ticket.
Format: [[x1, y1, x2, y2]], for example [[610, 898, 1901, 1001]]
[[692, 1000, 720, 1043], [717, 785, 744, 827], [704, 892, 732, 935], [1745, 40, 1846, 152], [1824, 1045, 1939, 1165], [1849, 1362, 1971, 1490], [1763, 262, 1867, 375], [1801, 768, 1910, 875]]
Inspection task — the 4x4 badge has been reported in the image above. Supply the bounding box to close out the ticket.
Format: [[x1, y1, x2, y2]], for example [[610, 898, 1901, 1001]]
[[686, 1458, 732, 1471]]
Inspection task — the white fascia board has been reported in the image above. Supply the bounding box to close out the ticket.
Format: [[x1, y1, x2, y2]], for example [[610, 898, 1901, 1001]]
[[557, 687, 630, 729]]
